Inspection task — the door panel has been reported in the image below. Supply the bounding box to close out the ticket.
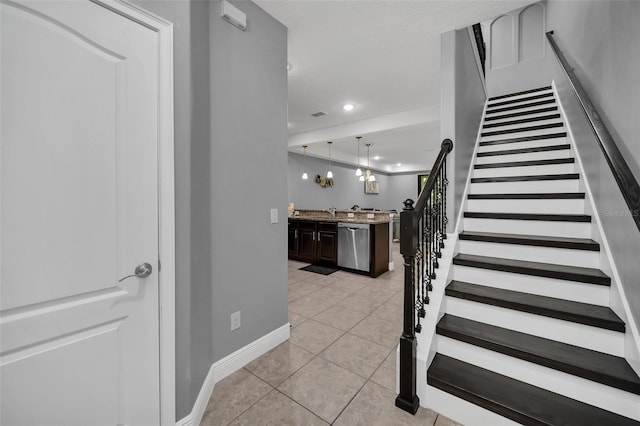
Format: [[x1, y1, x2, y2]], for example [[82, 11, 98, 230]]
[[0, 1, 161, 424]]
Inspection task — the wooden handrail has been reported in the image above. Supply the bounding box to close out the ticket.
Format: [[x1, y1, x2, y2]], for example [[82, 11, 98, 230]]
[[396, 139, 453, 415], [546, 31, 640, 232]]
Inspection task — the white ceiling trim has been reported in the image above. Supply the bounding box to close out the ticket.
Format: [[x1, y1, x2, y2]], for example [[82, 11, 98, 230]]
[[288, 105, 440, 147]]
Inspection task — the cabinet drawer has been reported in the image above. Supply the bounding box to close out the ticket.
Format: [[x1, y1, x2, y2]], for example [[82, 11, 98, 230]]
[[318, 222, 337, 232]]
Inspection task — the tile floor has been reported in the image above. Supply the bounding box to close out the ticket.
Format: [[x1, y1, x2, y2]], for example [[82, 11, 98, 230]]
[[202, 244, 461, 426]]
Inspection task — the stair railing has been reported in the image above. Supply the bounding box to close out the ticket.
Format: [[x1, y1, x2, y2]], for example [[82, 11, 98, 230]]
[[395, 138, 453, 414], [546, 31, 640, 232]]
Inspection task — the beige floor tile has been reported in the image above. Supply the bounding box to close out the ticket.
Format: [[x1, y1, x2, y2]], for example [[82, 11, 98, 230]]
[[307, 286, 350, 305], [312, 304, 368, 331], [289, 280, 324, 296], [245, 341, 315, 387], [370, 301, 404, 324], [200, 369, 272, 426], [229, 390, 328, 426], [435, 414, 464, 426], [305, 273, 338, 286], [289, 294, 335, 317], [370, 350, 396, 392], [278, 357, 366, 424], [289, 319, 344, 354], [320, 333, 390, 379], [333, 381, 437, 426], [288, 311, 307, 328], [350, 315, 402, 349], [327, 279, 366, 294], [336, 292, 386, 314]]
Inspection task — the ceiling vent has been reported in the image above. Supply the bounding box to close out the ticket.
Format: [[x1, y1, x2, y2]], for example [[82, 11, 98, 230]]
[[311, 111, 328, 117]]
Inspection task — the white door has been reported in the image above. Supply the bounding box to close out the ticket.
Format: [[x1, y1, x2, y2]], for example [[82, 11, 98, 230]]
[[1, 1, 161, 424]]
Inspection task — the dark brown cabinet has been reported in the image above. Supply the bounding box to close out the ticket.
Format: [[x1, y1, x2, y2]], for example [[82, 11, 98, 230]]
[[288, 220, 337, 265]]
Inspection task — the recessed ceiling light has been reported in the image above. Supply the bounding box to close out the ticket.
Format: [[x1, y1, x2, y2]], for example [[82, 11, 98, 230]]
[[374, 155, 380, 160], [287, 63, 292, 71], [342, 104, 355, 112], [397, 163, 402, 167]]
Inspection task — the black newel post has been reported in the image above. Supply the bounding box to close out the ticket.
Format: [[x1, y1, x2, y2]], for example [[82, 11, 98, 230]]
[[395, 199, 420, 414]]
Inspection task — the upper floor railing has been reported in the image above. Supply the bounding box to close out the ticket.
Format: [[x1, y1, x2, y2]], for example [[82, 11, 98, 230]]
[[546, 31, 640, 232], [395, 138, 453, 414]]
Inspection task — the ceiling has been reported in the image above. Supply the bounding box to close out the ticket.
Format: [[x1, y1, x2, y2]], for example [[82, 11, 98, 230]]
[[254, 0, 532, 173]]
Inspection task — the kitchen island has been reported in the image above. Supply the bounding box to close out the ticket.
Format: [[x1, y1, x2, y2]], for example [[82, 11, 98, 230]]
[[288, 209, 392, 278]]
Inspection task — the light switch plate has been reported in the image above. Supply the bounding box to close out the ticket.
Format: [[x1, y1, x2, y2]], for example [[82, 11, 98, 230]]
[[270, 208, 278, 224], [231, 311, 241, 331]]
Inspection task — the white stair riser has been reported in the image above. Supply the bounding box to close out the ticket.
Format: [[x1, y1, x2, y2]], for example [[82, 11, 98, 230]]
[[487, 89, 554, 106], [478, 137, 567, 153], [485, 108, 559, 123], [462, 218, 592, 239], [473, 163, 575, 178], [469, 179, 579, 194], [475, 149, 571, 164], [457, 240, 600, 269], [481, 129, 565, 143], [424, 385, 520, 426], [466, 198, 585, 214], [482, 119, 563, 133], [486, 102, 557, 117], [436, 337, 640, 421], [451, 265, 609, 306], [444, 297, 623, 356]]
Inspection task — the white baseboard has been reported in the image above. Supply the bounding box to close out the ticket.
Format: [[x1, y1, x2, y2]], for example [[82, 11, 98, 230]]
[[175, 323, 290, 426], [212, 323, 290, 383], [175, 364, 216, 426]]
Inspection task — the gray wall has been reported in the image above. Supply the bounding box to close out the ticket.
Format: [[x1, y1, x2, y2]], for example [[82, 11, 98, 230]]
[[209, 0, 289, 365], [441, 28, 487, 230], [131, 0, 287, 420], [545, 0, 640, 332], [288, 152, 427, 212]]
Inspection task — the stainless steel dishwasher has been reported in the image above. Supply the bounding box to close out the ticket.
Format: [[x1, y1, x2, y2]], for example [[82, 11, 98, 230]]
[[337, 222, 370, 272]]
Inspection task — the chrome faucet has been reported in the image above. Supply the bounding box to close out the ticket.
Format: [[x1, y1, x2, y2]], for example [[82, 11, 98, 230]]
[[325, 206, 336, 217]]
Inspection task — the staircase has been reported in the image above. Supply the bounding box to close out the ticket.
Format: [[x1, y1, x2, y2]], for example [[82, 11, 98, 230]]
[[425, 86, 640, 425]]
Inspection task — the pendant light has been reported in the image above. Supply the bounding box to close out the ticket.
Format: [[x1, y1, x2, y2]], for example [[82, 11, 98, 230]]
[[355, 136, 363, 177], [301, 145, 309, 180], [366, 143, 376, 182], [326, 141, 333, 179]]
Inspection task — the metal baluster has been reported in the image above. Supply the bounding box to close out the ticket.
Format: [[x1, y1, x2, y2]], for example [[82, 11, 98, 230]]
[[443, 158, 449, 237]]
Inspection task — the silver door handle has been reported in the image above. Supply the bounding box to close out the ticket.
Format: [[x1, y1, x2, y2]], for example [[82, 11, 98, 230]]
[[119, 262, 153, 282]]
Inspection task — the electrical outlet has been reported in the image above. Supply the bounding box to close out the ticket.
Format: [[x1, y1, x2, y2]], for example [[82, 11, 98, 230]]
[[230, 311, 241, 331], [367, 213, 375, 219], [348, 212, 354, 218]]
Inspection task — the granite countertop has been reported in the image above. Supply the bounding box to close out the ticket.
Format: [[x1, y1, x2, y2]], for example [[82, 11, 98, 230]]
[[288, 209, 392, 224]]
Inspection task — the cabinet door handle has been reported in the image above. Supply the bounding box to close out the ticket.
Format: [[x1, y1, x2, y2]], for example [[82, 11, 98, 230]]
[[313, 231, 316, 241]]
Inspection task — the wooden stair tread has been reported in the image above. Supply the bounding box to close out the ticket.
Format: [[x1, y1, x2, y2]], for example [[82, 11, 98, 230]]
[[486, 98, 556, 115], [427, 354, 640, 426], [468, 192, 585, 200], [488, 93, 554, 108], [483, 113, 561, 129], [488, 86, 552, 101], [459, 231, 599, 251], [452, 253, 610, 286], [471, 173, 579, 183], [481, 122, 564, 137], [474, 157, 574, 169], [445, 280, 622, 331], [484, 106, 559, 122], [477, 144, 570, 157], [437, 315, 640, 395], [463, 212, 591, 222], [480, 132, 567, 146]]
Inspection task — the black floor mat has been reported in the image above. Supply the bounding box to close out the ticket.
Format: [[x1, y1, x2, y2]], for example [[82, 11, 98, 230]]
[[299, 264, 339, 275]]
